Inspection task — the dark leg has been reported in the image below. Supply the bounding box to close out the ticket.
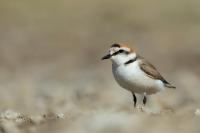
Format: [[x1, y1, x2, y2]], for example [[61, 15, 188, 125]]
[[143, 95, 147, 105], [132, 92, 137, 107]]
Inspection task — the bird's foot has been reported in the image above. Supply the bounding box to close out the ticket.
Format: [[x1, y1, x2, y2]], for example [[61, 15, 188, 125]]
[[136, 105, 145, 112]]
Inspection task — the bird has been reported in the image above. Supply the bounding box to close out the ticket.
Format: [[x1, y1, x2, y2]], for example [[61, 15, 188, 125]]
[[102, 43, 175, 107]]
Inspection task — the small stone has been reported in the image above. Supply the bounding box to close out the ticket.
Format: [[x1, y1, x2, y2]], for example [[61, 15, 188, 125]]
[[194, 109, 200, 116], [56, 113, 64, 119]]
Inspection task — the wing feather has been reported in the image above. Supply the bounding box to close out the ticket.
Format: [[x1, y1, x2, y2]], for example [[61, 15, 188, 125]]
[[138, 55, 176, 89]]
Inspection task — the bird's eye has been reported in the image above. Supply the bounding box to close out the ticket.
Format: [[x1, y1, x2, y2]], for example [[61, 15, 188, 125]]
[[119, 49, 124, 53], [111, 49, 129, 56], [119, 49, 129, 54]]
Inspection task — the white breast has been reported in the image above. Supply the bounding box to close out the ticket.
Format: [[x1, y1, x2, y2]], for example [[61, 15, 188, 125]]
[[112, 61, 165, 95]]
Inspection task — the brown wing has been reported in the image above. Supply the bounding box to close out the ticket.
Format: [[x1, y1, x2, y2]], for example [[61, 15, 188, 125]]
[[138, 56, 175, 88]]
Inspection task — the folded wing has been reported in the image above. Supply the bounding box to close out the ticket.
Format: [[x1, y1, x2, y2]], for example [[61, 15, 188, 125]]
[[138, 55, 176, 89]]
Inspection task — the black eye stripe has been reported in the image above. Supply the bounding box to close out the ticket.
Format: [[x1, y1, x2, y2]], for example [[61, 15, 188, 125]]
[[119, 49, 129, 54], [111, 49, 129, 56], [119, 50, 124, 53]]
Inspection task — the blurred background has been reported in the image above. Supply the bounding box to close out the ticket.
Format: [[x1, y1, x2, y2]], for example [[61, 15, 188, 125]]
[[0, 0, 200, 133]]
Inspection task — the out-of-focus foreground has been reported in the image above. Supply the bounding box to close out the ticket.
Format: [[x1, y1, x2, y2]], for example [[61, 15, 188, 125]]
[[0, 0, 200, 133]]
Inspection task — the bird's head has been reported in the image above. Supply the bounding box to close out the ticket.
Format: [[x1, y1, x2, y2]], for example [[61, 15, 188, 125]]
[[102, 43, 136, 65]]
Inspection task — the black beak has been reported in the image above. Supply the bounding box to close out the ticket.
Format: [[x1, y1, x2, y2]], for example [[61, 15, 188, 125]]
[[102, 54, 111, 60]]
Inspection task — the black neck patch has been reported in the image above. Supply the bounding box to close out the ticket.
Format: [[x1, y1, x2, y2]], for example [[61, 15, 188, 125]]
[[124, 56, 138, 65]]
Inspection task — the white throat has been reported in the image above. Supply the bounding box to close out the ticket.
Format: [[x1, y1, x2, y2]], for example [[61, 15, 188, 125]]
[[111, 53, 137, 66]]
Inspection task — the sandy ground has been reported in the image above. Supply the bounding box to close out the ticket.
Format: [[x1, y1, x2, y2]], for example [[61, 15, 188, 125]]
[[0, 0, 200, 133]]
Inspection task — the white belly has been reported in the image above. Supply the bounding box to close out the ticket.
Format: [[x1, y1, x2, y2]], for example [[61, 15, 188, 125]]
[[112, 62, 165, 95]]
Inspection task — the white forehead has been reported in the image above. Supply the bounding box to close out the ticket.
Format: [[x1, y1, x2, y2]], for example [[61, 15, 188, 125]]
[[109, 47, 119, 54]]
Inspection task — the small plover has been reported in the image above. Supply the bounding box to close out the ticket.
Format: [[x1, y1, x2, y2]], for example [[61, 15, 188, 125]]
[[102, 43, 175, 107]]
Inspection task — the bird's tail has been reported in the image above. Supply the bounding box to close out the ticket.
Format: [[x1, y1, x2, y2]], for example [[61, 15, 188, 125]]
[[165, 83, 176, 89]]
